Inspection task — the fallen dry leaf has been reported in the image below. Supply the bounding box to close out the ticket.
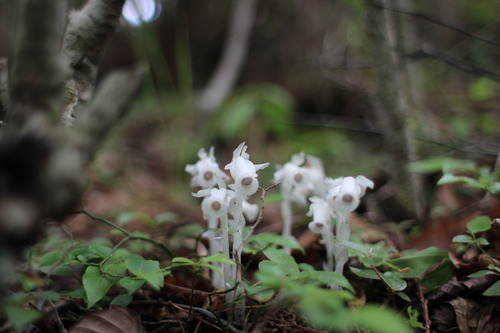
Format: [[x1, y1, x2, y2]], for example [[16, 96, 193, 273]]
[[69, 306, 144, 333]]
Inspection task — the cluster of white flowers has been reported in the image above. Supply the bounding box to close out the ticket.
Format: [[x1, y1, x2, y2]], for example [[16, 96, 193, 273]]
[[273, 152, 325, 242], [275, 153, 373, 280], [188, 147, 373, 292], [310, 175, 374, 278], [186, 143, 269, 291]]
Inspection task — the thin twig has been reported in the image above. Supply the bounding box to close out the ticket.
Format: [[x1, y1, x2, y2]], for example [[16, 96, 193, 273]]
[[168, 301, 187, 333], [409, 48, 500, 82], [379, 5, 500, 48], [242, 183, 280, 245], [417, 282, 431, 333], [71, 208, 174, 258]]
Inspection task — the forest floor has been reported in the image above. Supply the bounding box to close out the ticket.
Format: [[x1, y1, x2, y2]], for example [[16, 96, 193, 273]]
[[2, 128, 499, 333]]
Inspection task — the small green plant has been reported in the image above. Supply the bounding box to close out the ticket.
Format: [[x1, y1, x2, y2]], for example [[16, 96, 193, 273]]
[[410, 157, 500, 197], [452, 215, 500, 296], [252, 247, 413, 333], [406, 305, 425, 329]]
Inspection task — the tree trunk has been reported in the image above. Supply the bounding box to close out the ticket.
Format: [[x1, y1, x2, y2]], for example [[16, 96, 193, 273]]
[[363, 0, 423, 220]]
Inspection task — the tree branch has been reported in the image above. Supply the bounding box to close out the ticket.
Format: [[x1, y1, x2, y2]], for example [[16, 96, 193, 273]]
[[195, 0, 258, 114], [9, 0, 67, 127], [409, 48, 500, 82], [0, 58, 8, 121], [379, 5, 500, 48], [71, 66, 146, 161], [62, 0, 126, 126]]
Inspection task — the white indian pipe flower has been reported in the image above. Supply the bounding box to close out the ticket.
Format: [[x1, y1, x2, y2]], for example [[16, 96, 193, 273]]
[[304, 155, 326, 197], [307, 196, 335, 271], [242, 200, 260, 223], [327, 176, 374, 214], [193, 188, 229, 219], [186, 147, 229, 189], [225, 142, 269, 197], [274, 152, 325, 205], [307, 197, 332, 234]]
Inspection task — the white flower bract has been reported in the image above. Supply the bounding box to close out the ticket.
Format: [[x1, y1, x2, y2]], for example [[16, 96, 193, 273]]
[[186, 147, 229, 189], [225, 142, 269, 196], [193, 188, 229, 219]]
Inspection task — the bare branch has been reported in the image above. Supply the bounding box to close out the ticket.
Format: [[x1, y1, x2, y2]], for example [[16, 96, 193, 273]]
[[379, 5, 500, 48], [71, 66, 146, 161], [62, 0, 126, 126], [9, 0, 67, 127], [0, 59, 8, 121], [409, 48, 500, 82], [196, 0, 258, 114]]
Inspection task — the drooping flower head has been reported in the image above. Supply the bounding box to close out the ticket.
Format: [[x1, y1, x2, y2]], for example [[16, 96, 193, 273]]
[[225, 142, 269, 196], [326, 175, 374, 215], [274, 152, 325, 205], [192, 188, 230, 219], [307, 197, 332, 234], [186, 147, 229, 189]]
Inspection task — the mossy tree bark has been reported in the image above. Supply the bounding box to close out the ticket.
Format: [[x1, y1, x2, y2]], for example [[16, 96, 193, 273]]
[[363, 0, 424, 220], [0, 0, 144, 252]]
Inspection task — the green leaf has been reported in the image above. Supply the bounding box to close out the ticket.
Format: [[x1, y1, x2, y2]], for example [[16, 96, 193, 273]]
[[382, 271, 407, 291], [117, 211, 140, 226], [469, 77, 495, 101], [452, 234, 474, 243], [397, 292, 411, 302], [154, 212, 178, 223], [262, 248, 299, 275], [220, 97, 257, 140], [297, 270, 354, 292], [83, 263, 126, 308], [118, 277, 145, 295], [125, 258, 164, 290], [88, 243, 114, 258], [466, 216, 491, 233], [247, 233, 303, 252], [244, 282, 275, 302], [111, 294, 133, 307], [468, 270, 497, 278], [351, 305, 413, 333], [202, 254, 236, 266], [61, 287, 86, 299], [350, 267, 379, 279], [38, 251, 73, 275], [297, 286, 352, 330], [409, 157, 448, 174], [476, 237, 490, 246], [256, 261, 285, 289], [39, 251, 71, 267], [483, 280, 500, 296], [2, 302, 42, 331], [171, 257, 194, 264], [406, 305, 425, 329], [421, 259, 455, 291], [438, 174, 483, 188], [387, 247, 449, 278], [441, 159, 476, 173]]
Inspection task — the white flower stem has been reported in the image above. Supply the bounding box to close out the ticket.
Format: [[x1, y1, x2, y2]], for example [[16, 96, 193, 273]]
[[334, 212, 350, 276], [207, 216, 224, 288], [280, 199, 293, 239], [219, 214, 232, 298], [323, 220, 335, 272], [231, 197, 246, 323]]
